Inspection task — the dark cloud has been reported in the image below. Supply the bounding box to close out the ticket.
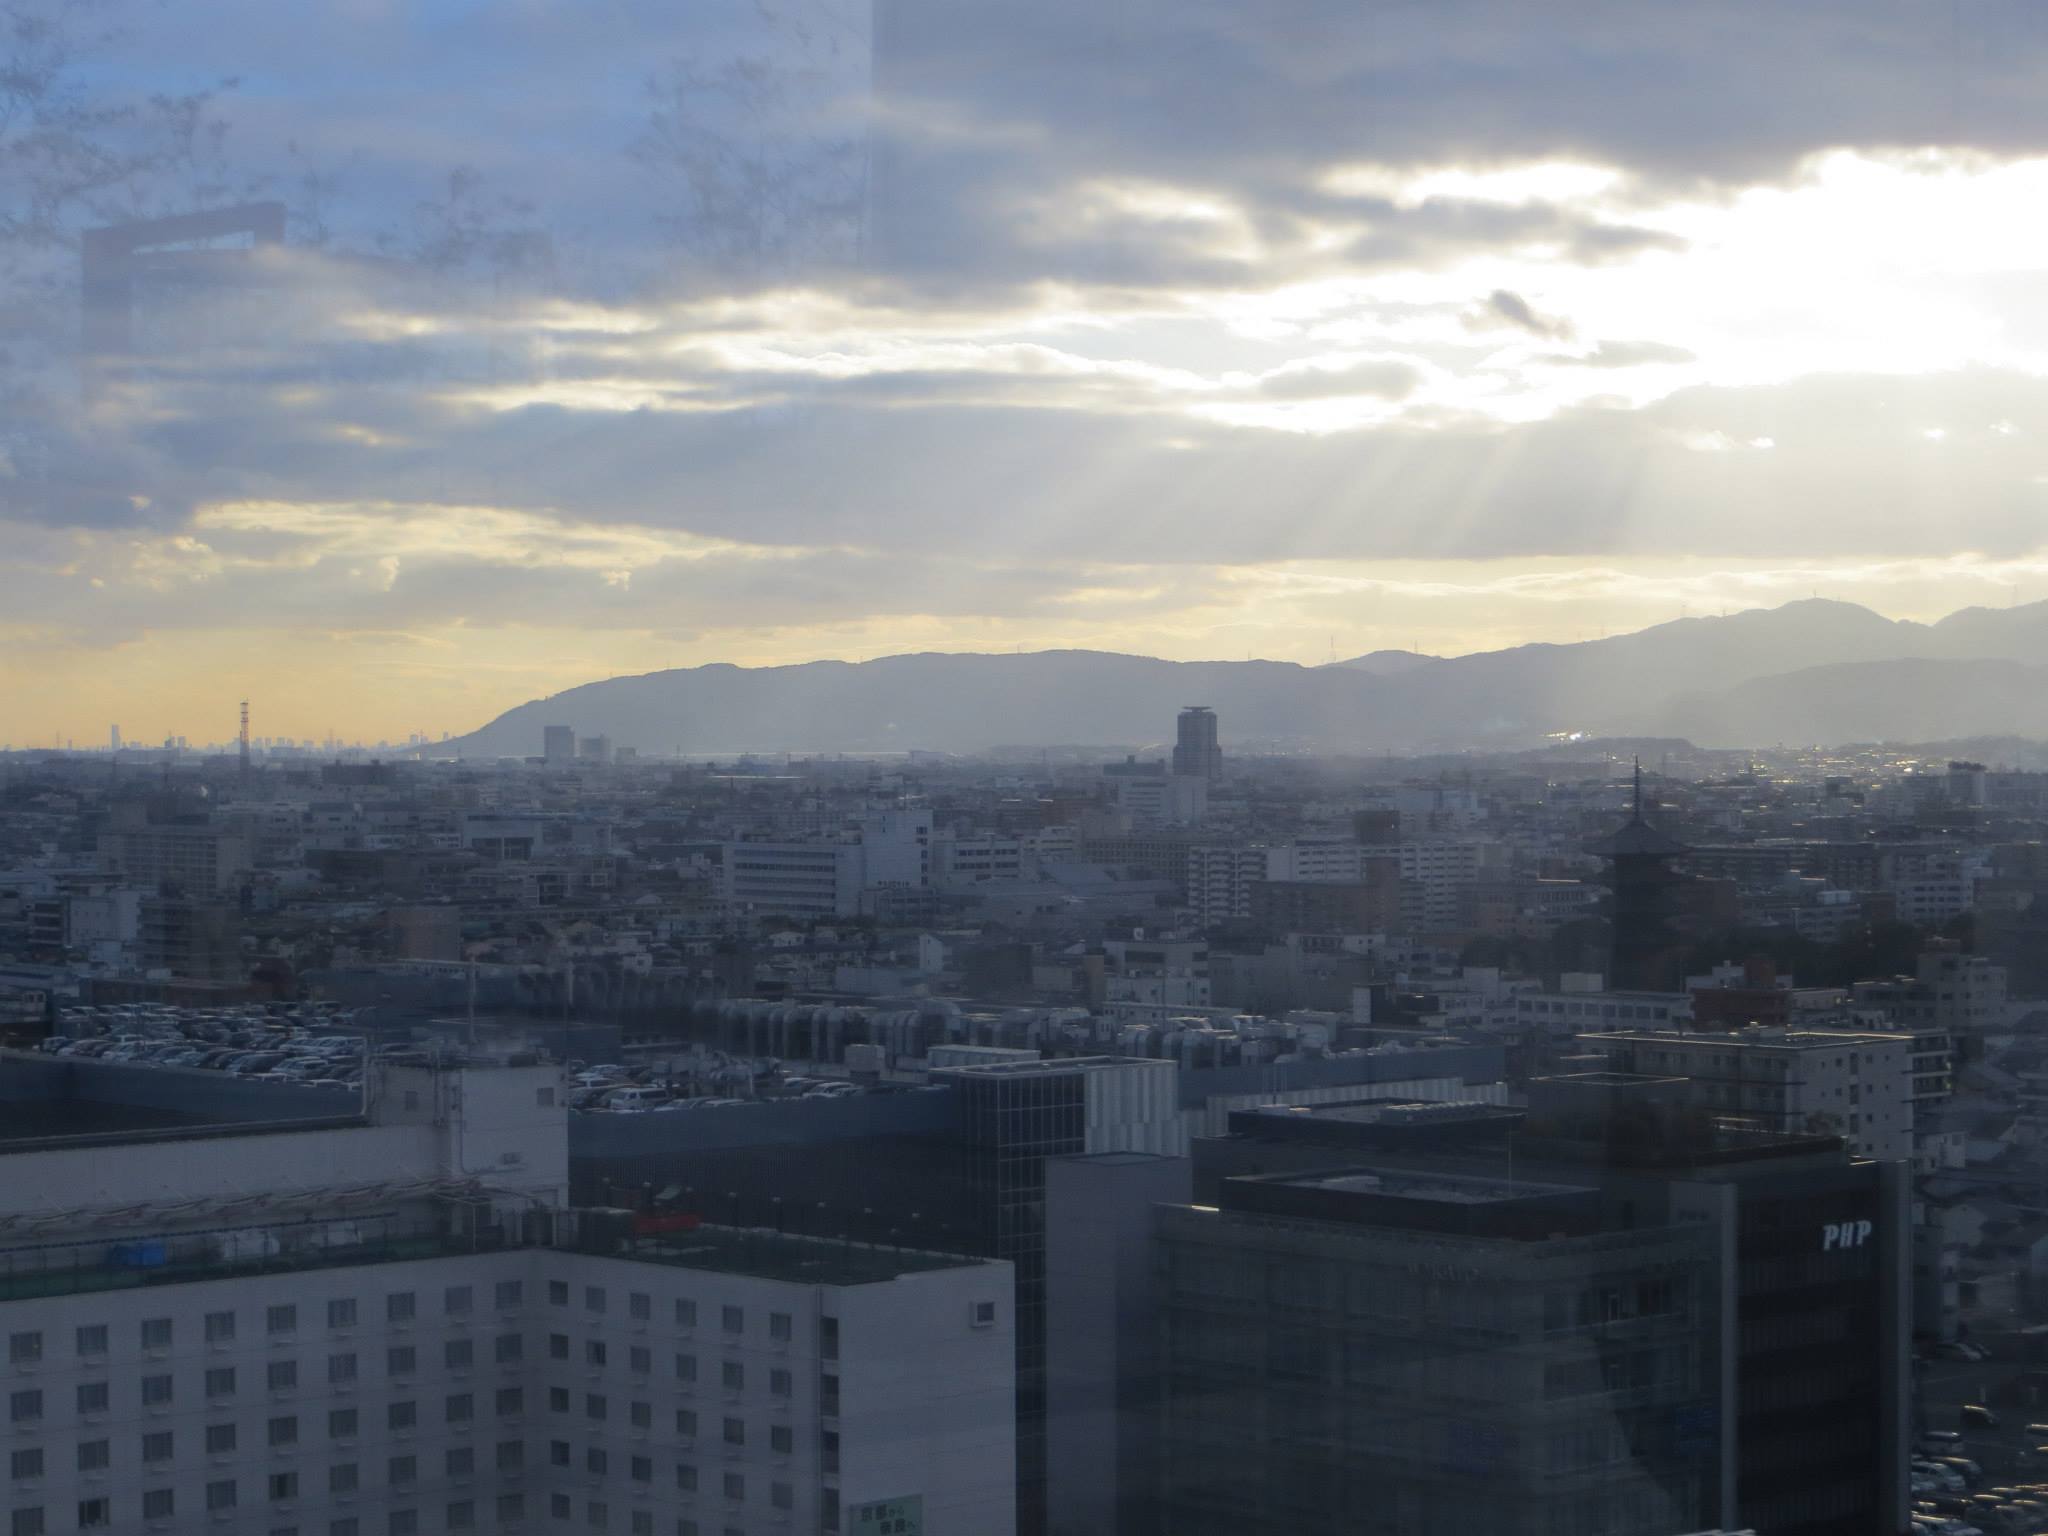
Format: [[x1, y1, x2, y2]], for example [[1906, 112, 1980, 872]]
[[1479, 289, 1574, 340]]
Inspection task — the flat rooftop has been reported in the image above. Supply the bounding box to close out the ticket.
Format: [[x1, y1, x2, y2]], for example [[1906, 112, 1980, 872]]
[[1289, 1168, 1592, 1206], [617, 1226, 993, 1288]]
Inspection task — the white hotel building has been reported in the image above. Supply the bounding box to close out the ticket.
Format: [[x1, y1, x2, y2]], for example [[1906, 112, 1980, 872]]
[[0, 1058, 1014, 1536]]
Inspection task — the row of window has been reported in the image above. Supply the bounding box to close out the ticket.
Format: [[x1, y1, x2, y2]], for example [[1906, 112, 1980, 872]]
[[13, 1437, 527, 1483], [12, 1486, 815, 1532], [9, 1293, 805, 1368], [4, 1385, 814, 1470], [11, 1495, 513, 1534], [10, 1385, 519, 1434], [541, 1284, 796, 1345]]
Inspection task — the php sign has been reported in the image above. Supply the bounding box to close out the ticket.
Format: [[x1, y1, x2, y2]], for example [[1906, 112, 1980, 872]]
[[1822, 1219, 1874, 1252]]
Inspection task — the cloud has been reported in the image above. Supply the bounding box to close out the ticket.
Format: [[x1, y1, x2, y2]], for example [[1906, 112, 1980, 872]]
[[1478, 289, 1575, 340]]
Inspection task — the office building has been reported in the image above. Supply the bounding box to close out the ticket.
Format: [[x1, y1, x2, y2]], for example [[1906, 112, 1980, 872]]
[[1171, 707, 1222, 780], [1168, 1075, 1910, 1536], [542, 725, 575, 764]]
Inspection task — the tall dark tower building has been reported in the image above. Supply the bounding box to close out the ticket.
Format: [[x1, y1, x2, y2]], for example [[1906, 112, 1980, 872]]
[[1593, 759, 1689, 991], [1171, 706, 1222, 778]]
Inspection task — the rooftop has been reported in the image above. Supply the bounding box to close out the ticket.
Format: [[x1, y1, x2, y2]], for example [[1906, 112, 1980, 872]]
[[613, 1226, 994, 1288], [1286, 1167, 1592, 1206]]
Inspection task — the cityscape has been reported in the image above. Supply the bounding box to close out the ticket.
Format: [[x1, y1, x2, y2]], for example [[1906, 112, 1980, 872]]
[[10, 2, 2048, 1535]]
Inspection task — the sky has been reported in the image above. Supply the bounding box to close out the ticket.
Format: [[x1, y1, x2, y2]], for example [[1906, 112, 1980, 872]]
[[10, 0, 2048, 744]]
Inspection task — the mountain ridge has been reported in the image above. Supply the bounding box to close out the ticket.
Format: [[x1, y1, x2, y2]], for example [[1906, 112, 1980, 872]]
[[437, 598, 2048, 757]]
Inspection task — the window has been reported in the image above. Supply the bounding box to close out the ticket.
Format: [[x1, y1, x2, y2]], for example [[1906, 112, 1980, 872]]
[[447, 1502, 475, 1530], [495, 1333, 523, 1364], [584, 1286, 606, 1314], [769, 1425, 792, 1455], [76, 1381, 109, 1414], [675, 1409, 697, 1438], [387, 1455, 417, 1486], [268, 1305, 297, 1335], [632, 1514, 653, 1536], [268, 1471, 298, 1502], [328, 1352, 357, 1384], [496, 1495, 524, 1524], [444, 1285, 473, 1316], [674, 1354, 697, 1383], [386, 1346, 415, 1377], [388, 1402, 417, 1431], [140, 1375, 172, 1407], [267, 1361, 296, 1391], [585, 1393, 607, 1421], [388, 1512, 417, 1536], [550, 1495, 571, 1520], [74, 1326, 107, 1358], [770, 1484, 793, 1512], [331, 1520, 360, 1536], [385, 1292, 416, 1324], [721, 1473, 743, 1502], [76, 1440, 108, 1472], [495, 1281, 523, 1310], [9, 1511, 41, 1536], [587, 1502, 608, 1529], [328, 1408, 358, 1439], [722, 1417, 744, 1447], [674, 1300, 696, 1328], [496, 1386, 524, 1416], [446, 1447, 474, 1477], [206, 1424, 237, 1454], [721, 1362, 743, 1391], [768, 1312, 792, 1343], [586, 1448, 608, 1476], [630, 1400, 651, 1430], [141, 1432, 173, 1464], [445, 1339, 474, 1370], [675, 1464, 698, 1493], [586, 1340, 607, 1368], [548, 1387, 570, 1413], [7, 1331, 39, 1365], [76, 1503, 109, 1533], [269, 1415, 299, 1447], [445, 1392, 474, 1423], [549, 1334, 570, 1361], [205, 1310, 236, 1343], [206, 1480, 238, 1512], [629, 1292, 651, 1321], [327, 1299, 357, 1330], [548, 1281, 569, 1306], [819, 1318, 837, 1359], [9, 1449, 40, 1479], [142, 1490, 174, 1521], [329, 1465, 358, 1494], [631, 1455, 652, 1483], [629, 1345, 650, 1374], [768, 1368, 791, 1399], [140, 1318, 171, 1350], [496, 1439, 524, 1470], [720, 1306, 743, 1336], [206, 1367, 236, 1398], [549, 1440, 570, 1467]]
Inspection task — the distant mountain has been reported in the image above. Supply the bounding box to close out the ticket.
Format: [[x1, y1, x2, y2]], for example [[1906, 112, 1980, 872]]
[[436, 598, 2048, 757]]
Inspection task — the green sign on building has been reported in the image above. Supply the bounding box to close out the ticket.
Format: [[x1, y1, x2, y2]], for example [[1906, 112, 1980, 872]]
[[848, 1494, 923, 1536]]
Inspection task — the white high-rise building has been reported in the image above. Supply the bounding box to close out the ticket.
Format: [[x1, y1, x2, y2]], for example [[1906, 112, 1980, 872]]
[[0, 1055, 1015, 1536]]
